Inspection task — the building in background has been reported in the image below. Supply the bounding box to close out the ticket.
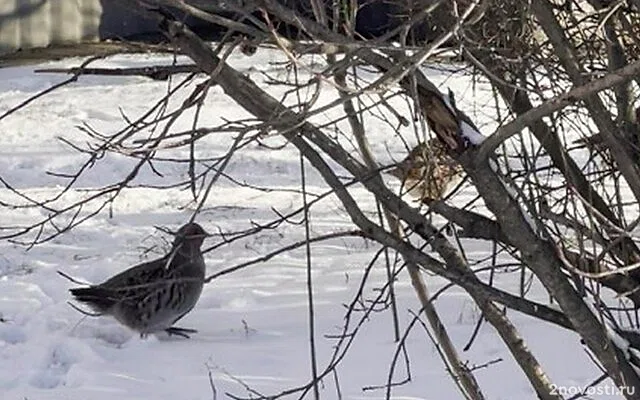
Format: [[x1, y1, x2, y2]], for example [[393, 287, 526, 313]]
[[0, 0, 158, 55], [0, 1, 430, 58]]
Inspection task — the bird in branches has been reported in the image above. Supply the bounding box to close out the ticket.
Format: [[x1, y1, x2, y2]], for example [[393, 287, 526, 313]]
[[69, 222, 208, 338], [415, 86, 485, 154], [387, 138, 464, 203]]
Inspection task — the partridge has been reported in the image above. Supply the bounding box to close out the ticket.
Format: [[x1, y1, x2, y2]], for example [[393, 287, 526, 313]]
[[70, 222, 208, 338], [388, 138, 463, 202]]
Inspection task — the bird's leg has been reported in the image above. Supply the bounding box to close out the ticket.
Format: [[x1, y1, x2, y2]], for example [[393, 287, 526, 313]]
[[165, 326, 198, 338]]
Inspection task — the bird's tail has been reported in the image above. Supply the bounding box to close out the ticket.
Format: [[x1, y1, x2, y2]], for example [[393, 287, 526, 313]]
[[69, 286, 117, 313]]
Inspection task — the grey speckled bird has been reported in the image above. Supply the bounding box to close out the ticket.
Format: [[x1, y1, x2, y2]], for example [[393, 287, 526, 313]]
[[70, 222, 208, 338]]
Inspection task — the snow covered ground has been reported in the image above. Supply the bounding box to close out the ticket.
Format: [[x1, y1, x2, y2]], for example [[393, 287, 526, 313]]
[[0, 48, 615, 399]]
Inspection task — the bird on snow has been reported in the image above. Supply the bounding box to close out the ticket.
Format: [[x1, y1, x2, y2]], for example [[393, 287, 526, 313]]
[[69, 222, 208, 338]]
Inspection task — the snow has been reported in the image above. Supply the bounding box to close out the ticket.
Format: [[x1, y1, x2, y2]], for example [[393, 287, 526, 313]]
[[460, 120, 486, 145], [0, 49, 622, 399], [441, 85, 486, 146]]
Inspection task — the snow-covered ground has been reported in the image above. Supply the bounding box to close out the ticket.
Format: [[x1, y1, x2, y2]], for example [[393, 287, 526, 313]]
[[0, 48, 614, 399]]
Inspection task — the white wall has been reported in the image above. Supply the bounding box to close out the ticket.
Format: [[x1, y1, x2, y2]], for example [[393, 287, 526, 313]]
[[0, 0, 159, 55]]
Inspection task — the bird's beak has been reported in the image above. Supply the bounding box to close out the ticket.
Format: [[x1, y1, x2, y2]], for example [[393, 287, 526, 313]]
[[192, 231, 209, 240], [386, 165, 404, 179]]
